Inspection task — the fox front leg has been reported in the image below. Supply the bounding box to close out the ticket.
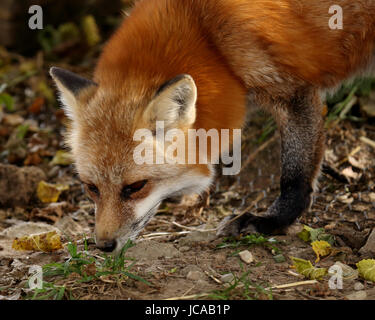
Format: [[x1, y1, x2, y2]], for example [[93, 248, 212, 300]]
[[218, 88, 325, 236]]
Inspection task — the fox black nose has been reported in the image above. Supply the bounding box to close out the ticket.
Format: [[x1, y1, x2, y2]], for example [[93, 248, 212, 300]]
[[97, 239, 117, 252]]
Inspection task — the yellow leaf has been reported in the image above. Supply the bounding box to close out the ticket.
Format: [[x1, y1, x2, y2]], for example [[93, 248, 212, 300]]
[[12, 231, 63, 252], [311, 240, 332, 262], [81, 15, 101, 47], [290, 257, 327, 280], [37, 181, 69, 203], [50, 150, 73, 166], [356, 259, 375, 282]]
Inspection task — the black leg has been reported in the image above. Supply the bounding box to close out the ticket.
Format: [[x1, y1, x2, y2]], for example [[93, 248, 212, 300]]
[[218, 88, 325, 236]]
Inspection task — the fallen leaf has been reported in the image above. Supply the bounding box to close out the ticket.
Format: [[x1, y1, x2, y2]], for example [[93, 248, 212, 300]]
[[50, 150, 73, 166], [356, 259, 375, 282], [37, 181, 69, 203], [28, 97, 44, 114], [0, 93, 14, 112], [24, 152, 42, 166], [297, 225, 335, 245], [290, 257, 327, 280], [82, 15, 101, 47], [12, 230, 63, 252], [311, 241, 332, 262], [297, 225, 313, 242]]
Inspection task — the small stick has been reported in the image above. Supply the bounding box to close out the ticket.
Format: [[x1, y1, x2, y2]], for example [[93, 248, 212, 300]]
[[335, 146, 361, 167], [204, 271, 222, 284], [271, 280, 317, 290], [171, 221, 217, 232], [287, 270, 304, 278], [138, 231, 191, 241], [360, 136, 375, 149], [181, 285, 196, 298], [164, 280, 317, 300]]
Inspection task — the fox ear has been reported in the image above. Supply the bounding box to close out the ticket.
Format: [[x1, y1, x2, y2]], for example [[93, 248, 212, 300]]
[[145, 74, 197, 128], [49, 67, 97, 120]]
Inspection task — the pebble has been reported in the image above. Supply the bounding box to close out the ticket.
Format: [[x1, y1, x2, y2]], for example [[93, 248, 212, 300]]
[[238, 250, 254, 264], [354, 282, 365, 291], [220, 273, 234, 283]]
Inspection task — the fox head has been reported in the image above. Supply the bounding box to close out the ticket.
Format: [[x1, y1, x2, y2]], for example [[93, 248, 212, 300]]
[[50, 67, 213, 253]]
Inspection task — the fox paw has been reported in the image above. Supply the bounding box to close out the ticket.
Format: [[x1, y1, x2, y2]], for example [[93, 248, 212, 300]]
[[216, 213, 259, 237], [217, 211, 283, 236]]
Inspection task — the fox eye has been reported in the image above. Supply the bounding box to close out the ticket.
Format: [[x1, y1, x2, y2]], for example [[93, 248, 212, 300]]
[[87, 184, 100, 197], [121, 180, 148, 200]]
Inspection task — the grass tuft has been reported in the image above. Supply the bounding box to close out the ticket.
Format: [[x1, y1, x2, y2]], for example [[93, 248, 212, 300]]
[[25, 239, 150, 300]]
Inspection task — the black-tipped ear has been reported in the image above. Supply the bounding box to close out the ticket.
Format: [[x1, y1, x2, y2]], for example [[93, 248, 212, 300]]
[[145, 74, 197, 128], [50, 67, 97, 97], [50, 67, 97, 121]]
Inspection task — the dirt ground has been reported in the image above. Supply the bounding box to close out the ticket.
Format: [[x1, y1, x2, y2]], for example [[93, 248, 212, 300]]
[[1, 104, 375, 300], [0, 9, 375, 298]]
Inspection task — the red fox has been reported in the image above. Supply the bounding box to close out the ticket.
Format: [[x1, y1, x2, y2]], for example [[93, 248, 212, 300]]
[[50, 0, 375, 253]]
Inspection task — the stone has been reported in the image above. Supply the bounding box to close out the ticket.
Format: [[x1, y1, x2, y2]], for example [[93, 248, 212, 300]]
[[239, 250, 254, 264], [220, 273, 234, 283], [354, 282, 365, 291]]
